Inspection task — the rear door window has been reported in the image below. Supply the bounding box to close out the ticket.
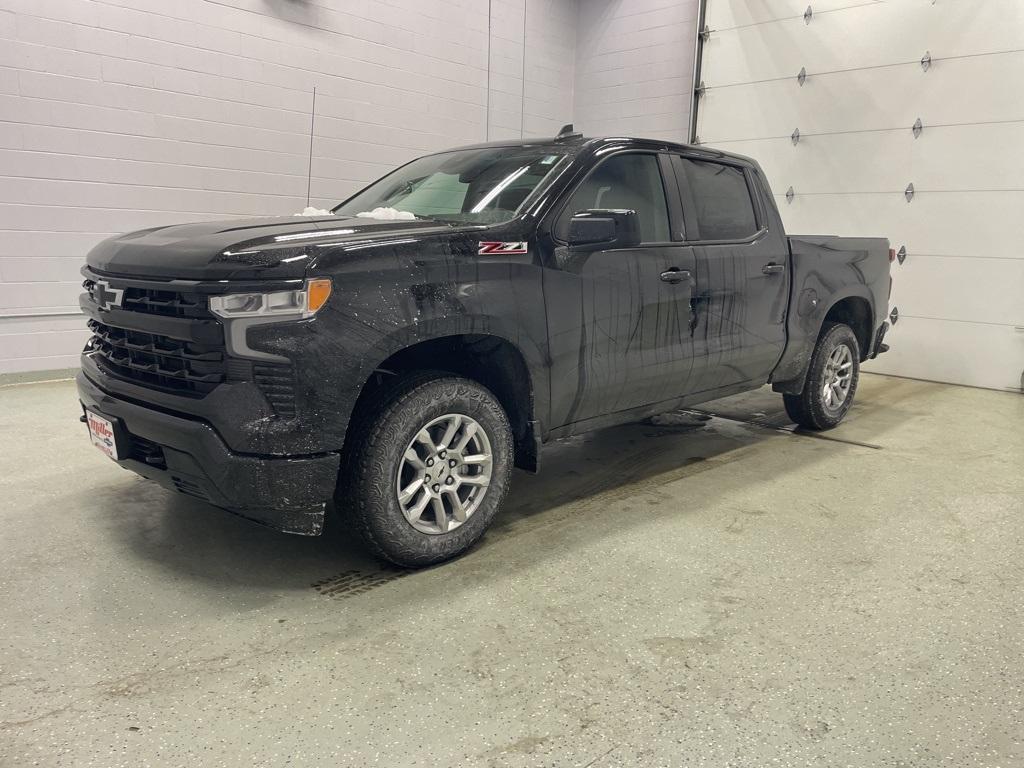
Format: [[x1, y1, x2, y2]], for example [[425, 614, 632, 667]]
[[678, 158, 759, 241]]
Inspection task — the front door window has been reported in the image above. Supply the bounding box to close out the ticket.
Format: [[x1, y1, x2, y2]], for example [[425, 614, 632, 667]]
[[556, 153, 671, 243]]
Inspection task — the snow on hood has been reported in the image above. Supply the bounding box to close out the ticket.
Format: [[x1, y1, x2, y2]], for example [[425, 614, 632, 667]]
[[355, 207, 417, 221], [294, 206, 417, 220]]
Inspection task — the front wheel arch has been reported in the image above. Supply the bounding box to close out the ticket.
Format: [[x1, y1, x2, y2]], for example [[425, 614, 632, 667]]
[[346, 333, 540, 473]]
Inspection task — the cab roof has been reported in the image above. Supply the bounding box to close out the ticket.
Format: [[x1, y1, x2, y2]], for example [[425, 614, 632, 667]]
[[442, 133, 757, 168]]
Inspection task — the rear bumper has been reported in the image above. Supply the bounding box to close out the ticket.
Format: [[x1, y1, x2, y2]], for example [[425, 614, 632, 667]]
[[77, 370, 339, 535]]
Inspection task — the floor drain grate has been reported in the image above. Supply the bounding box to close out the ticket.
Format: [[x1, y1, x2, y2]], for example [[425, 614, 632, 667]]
[[311, 568, 409, 599]]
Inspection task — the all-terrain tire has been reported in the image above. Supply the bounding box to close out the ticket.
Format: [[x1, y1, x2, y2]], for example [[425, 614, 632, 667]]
[[783, 322, 861, 431], [338, 373, 514, 568]]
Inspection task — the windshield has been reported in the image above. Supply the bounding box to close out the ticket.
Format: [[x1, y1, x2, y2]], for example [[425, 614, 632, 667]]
[[332, 147, 568, 224]]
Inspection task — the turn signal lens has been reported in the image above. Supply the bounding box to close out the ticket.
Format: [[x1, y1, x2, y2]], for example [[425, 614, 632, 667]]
[[306, 278, 332, 313]]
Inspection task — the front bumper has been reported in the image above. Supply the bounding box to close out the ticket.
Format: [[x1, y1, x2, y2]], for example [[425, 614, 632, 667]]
[[77, 370, 340, 535]]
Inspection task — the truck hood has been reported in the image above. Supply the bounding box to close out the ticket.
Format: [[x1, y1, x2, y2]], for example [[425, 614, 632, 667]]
[[85, 215, 470, 280]]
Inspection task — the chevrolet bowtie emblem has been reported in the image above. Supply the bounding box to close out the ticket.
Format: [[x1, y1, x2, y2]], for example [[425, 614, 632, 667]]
[[92, 280, 125, 311]]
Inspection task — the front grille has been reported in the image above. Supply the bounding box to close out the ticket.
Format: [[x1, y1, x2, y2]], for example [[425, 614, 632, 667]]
[[83, 278, 208, 318], [83, 273, 297, 415], [86, 319, 225, 396]]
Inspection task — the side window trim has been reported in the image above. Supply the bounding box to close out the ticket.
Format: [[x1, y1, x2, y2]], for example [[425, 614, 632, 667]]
[[748, 168, 774, 231], [675, 154, 768, 245], [551, 150, 676, 246], [657, 153, 686, 241], [670, 154, 701, 241]]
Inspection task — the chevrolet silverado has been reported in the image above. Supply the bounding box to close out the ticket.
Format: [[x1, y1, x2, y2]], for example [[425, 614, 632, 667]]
[[78, 128, 893, 566]]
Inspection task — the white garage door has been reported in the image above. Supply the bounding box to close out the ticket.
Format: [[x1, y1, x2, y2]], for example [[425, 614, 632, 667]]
[[695, 0, 1024, 392]]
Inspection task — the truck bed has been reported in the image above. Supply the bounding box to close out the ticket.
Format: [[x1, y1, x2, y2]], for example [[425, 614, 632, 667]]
[[769, 234, 892, 393]]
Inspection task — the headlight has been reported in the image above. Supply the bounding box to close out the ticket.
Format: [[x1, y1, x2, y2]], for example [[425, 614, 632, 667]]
[[209, 278, 332, 319]]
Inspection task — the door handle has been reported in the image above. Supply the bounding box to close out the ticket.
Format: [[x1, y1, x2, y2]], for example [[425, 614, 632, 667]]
[[660, 269, 692, 284], [762, 262, 785, 275]]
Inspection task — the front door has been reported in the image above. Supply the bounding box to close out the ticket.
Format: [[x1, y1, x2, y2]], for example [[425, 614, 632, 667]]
[[544, 151, 700, 427]]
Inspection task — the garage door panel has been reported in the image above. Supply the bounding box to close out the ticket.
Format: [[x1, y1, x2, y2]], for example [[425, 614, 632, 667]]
[[706, 0, 858, 30], [698, 54, 1024, 142], [703, 0, 1024, 391], [717, 122, 1024, 194], [705, 0, 1024, 87], [865, 317, 1024, 392], [892, 256, 1024, 327], [779, 192, 1024, 261], [717, 133, 912, 193], [911, 123, 1024, 191]]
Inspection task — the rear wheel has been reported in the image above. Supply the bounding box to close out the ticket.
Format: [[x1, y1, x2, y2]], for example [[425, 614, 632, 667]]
[[783, 322, 860, 430], [339, 374, 513, 567]]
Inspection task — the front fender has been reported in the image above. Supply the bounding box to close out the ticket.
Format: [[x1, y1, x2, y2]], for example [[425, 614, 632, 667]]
[[243, 229, 550, 454]]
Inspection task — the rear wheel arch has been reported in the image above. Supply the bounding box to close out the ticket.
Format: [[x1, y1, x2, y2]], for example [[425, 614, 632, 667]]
[[783, 321, 861, 430], [771, 292, 873, 395], [821, 295, 873, 361]]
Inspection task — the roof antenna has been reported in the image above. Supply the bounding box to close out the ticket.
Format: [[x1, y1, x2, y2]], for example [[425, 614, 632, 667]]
[[305, 86, 316, 207], [555, 123, 581, 141]]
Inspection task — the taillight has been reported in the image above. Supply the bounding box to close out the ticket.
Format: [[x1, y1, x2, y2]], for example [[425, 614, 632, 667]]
[[888, 247, 896, 262]]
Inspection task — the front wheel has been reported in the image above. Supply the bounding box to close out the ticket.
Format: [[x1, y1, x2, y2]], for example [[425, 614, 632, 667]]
[[339, 374, 514, 567], [783, 321, 860, 430]]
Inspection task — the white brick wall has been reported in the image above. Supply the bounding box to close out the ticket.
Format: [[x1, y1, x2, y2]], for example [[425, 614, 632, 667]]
[[524, 0, 576, 137], [486, 0, 577, 141], [488, 0, 529, 139], [0, 0, 578, 373], [574, 0, 698, 141]]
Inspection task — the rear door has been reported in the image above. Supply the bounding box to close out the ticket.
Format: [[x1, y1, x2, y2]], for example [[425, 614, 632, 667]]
[[544, 151, 700, 427], [671, 155, 790, 392]]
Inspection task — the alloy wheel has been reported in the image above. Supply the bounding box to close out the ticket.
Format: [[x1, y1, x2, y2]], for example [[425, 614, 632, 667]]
[[822, 344, 854, 410], [395, 413, 493, 535]]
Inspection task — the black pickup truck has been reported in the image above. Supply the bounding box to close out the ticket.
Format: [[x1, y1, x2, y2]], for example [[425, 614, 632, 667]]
[[78, 130, 892, 566]]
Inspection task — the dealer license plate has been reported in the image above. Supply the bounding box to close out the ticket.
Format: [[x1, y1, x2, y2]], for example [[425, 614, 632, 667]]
[[85, 410, 121, 460]]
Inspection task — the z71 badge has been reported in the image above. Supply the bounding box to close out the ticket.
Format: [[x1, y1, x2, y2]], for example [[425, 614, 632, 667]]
[[478, 241, 528, 255]]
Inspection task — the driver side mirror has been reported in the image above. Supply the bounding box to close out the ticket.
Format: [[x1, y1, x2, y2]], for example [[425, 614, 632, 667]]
[[567, 209, 641, 250]]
